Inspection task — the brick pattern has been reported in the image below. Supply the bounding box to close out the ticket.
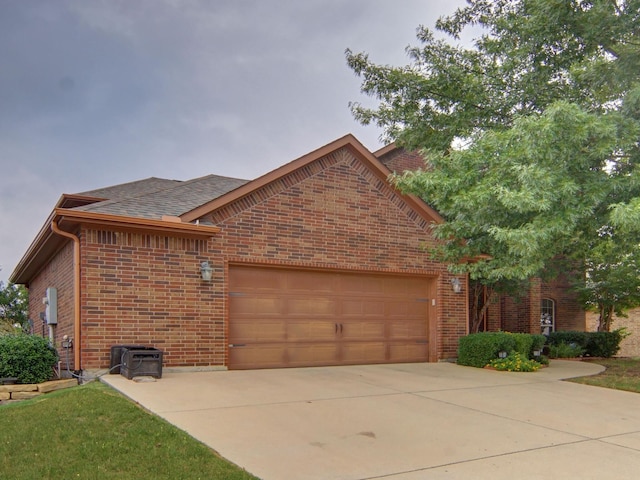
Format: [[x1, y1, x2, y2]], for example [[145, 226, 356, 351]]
[[80, 231, 221, 369], [30, 145, 595, 368], [213, 148, 464, 361], [495, 277, 585, 335], [587, 309, 640, 357], [541, 276, 585, 332], [377, 148, 427, 173], [28, 240, 76, 370], [34, 147, 467, 369]]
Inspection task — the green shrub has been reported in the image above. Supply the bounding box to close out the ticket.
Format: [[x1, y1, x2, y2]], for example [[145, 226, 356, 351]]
[[547, 331, 589, 349], [547, 329, 629, 358], [0, 334, 58, 384], [457, 332, 517, 368], [548, 342, 585, 358], [488, 352, 542, 372], [511, 333, 533, 357], [585, 329, 629, 358], [530, 334, 547, 354], [511, 333, 547, 357]]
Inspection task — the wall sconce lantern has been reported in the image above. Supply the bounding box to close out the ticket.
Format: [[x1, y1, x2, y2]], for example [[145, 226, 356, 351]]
[[450, 277, 462, 294], [200, 261, 213, 281]]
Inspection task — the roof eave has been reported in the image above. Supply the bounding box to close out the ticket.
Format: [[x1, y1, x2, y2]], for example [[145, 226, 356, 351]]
[[10, 209, 220, 285]]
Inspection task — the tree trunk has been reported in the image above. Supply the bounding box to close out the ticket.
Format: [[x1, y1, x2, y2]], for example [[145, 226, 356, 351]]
[[597, 304, 614, 332], [469, 284, 494, 333]]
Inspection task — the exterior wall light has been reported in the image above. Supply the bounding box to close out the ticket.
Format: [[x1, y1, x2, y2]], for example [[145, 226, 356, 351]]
[[450, 277, 462, 294], [200, 261, 213, 281]]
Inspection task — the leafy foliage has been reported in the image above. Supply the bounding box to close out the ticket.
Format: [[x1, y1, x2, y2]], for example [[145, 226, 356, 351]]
[[457, 331, 545, 368], [0, 334, 58, 384], [586, 329, 629, 357], [458, 332, 516, 368], [0, 281, 29, 334], [547, 329, 628, 357], [488, 352, 542, 372], [347, 0, 640, 331], [548, 342, 586, 359], [547, 331, 590, 349]]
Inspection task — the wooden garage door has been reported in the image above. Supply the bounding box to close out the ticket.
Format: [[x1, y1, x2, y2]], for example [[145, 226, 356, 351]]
[[228, 265, 432, 369]]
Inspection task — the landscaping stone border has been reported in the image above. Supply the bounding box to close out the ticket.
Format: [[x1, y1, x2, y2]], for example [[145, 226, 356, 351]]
[[0, 378, 78, 402]]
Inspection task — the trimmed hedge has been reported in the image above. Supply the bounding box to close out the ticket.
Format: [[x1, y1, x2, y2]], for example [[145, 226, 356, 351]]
[[546, 331, 589, 349], [0, 334, 59, 384], [457, 332, 545, 368], [547, 329, 628, 358]]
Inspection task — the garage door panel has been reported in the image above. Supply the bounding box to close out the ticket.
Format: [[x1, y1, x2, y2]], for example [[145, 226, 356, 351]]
[[229, 345, 286, 369], [287, 343, 339, 366], [287, 297, 336, 316], [230, 320, 286, 342], [389, 343, 429, 363], [229, 296, 284, 316], [230, 267, 286, 292], [341, 320, 385, 340], [389, 319, 429, 340], [228, 266, 433, 369], [341, 299, 386, 317], [389, 277, 426, 295], [287, 320, 336, 342], [386, 301, 429, 317], [340, 275, 386, 295], [285, 270, 335, 293], [341, 342, 387, 364]]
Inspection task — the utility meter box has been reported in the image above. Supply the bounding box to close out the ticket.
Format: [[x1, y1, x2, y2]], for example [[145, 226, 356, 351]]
[[45, 287, 57, 325]]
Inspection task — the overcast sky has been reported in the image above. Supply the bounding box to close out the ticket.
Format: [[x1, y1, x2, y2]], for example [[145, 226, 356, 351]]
[[0, 0, 468, 284]]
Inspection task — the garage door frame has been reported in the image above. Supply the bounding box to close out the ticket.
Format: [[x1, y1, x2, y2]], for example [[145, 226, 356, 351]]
[[226, 263, 439, 369]]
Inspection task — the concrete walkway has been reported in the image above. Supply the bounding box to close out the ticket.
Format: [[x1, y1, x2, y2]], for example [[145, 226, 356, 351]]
[[102, 361, 640, 480]]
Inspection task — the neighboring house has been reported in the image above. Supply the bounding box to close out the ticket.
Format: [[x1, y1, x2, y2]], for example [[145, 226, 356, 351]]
[[10, 134, 589, 374], [586, 311, 640, 357]]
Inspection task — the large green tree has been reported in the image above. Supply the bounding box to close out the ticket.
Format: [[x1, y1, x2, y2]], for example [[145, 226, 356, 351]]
[[0, 280, 29, 334], [347, 0, 640, 332]]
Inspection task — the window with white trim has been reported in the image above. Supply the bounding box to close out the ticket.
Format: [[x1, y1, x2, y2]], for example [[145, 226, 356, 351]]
[[540, 298, 555, 335]]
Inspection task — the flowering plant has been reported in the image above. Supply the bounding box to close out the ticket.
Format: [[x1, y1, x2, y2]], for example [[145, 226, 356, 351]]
[[487, 352, 542, 372]]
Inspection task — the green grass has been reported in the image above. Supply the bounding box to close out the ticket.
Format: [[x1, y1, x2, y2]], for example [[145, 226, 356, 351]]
[[0, 381, 258, 480], [567, 357, 640, 393]]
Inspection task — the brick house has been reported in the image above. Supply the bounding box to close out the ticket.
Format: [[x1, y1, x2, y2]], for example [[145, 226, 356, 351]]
[[10, 134, 587, 374]]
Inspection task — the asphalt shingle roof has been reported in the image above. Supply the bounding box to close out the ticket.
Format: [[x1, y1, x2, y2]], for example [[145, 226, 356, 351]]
[[72, 174, 249, 220], [77, 177, 183, 201]]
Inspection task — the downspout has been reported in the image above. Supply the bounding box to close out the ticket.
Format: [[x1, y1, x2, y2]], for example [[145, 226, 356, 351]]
[[51, 220, 81, 372]]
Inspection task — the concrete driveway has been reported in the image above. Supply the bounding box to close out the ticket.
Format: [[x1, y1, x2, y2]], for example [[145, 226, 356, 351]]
[[102, 361, 640, 480]]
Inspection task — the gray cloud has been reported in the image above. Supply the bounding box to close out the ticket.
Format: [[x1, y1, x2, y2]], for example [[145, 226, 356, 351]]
[[0, 0, 464, 282]]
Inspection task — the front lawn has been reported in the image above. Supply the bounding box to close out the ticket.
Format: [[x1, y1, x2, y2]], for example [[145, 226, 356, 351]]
[[0, 381, 258, 480], [567, 357, 640, 393]]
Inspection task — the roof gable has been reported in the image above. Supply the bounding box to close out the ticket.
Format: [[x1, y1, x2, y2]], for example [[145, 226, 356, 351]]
[[181, 134, 442, 225]]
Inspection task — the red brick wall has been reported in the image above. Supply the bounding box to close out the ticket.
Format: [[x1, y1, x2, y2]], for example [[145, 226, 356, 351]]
[[79, 230, 223, 369], [27, 240, 76, 370], [205, 147, 466, 360], [541, 275, 585, 332], [587, 310, 640, 357], [490, 276, 585, 335], [377, 148, 426, 173], [65, 147, 466, 369]]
